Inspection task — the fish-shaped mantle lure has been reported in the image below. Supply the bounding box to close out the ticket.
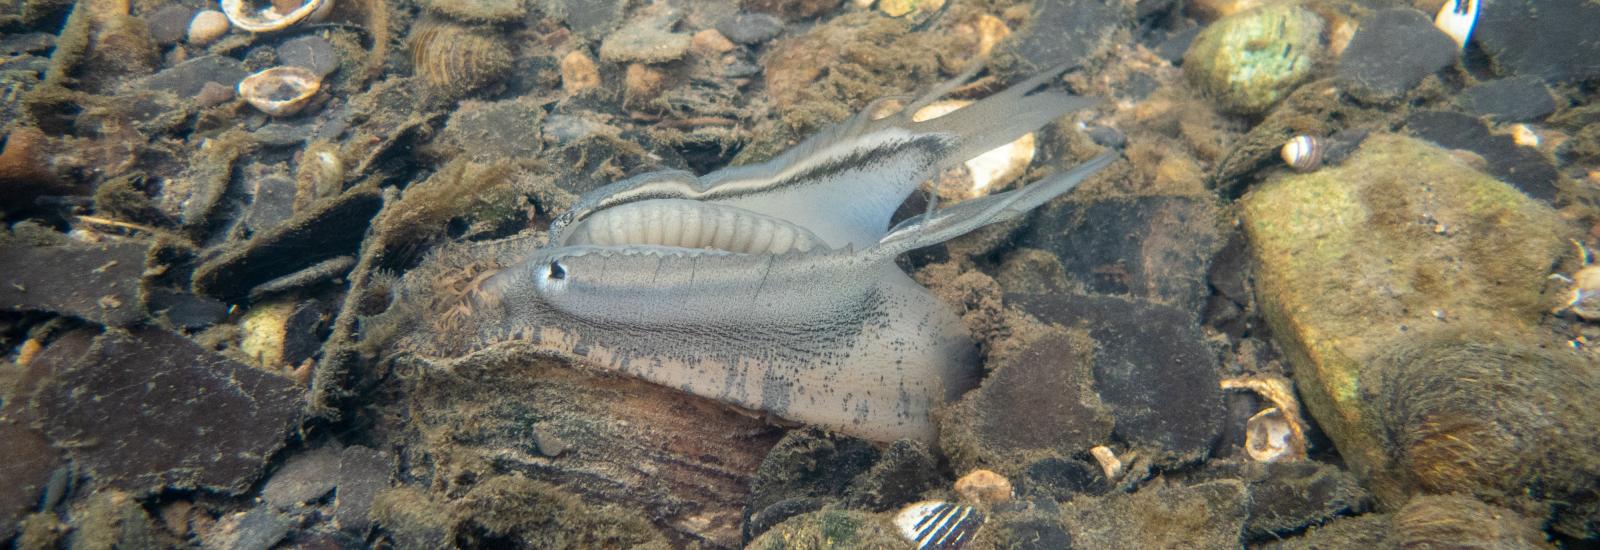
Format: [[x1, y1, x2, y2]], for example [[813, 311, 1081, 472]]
[[398, 68, 1115, 443]]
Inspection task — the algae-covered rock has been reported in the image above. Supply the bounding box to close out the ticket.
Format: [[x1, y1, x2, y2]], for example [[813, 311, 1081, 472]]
[[1242, 134, 1596, 523], [1184, 4, 1324, 115], [1061, 479, 1250, 548], [746, 508, 904, 550]]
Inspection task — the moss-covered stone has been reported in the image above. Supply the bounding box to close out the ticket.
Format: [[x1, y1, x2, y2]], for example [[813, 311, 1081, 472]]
[[747, 508, 904, 550], [1241, 134, 1583, 511], [1184, 4, 1325, 115]]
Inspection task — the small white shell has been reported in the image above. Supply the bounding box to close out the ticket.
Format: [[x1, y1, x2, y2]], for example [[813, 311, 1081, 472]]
[[221, 0, 334, 33], [238, 66, 322, 117], [894, 501, 984, 550], [1434, 0, 1478, 49], [1280, 135, 1324, 172]]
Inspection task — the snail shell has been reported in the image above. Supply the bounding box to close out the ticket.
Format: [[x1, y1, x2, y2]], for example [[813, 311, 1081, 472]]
[[1280, 135, 1324, 172], [294, 141, 344, 211], [408, 17, 513, 98], [238, 66, 322, 117], [221, 0, 334, 33]]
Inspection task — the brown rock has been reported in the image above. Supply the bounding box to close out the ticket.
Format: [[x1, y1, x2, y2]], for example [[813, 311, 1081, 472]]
[[954, 469, 1013, 506], [690, 29, 736, 56], [743, 0, 840, 21], [624, 63, 668, 106]]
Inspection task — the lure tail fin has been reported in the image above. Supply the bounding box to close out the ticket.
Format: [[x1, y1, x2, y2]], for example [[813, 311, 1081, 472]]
[[872, 151, 1118, 259]]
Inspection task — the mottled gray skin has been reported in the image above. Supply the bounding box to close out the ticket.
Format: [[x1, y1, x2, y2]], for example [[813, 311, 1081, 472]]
[[426, 67, 1115, 443]]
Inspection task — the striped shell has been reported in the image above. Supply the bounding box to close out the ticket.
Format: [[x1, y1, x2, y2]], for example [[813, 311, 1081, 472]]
[[894, 501, 985, 550], [1280, 135, 1324, 172], [408, 17, 513, 98]]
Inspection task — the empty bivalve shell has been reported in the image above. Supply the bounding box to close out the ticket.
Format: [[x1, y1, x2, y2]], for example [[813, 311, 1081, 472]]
[[221, 0, 334, 32], [238, 66, 322, 117]]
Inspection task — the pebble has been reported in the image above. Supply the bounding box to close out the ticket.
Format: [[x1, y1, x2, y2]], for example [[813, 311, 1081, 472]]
[[195, 81, 235, 107], [439, 97, 547, 162], [716, 12, 783, 44], [186, 10, 230, 46], [598, 19, 691, 63], [1455, 76, 1556, 122], [1022, 458, 1109, 500], [954, 470, 1014, 506], [261, 446, 342, 509], [333, 446, 391, 533], [1473, 0, 1600, 83], [690, 29, 736, 56], [1335, 8, 1458, 103], [276, 35, 340, 78], [144, 5, 195, 45], [559, 50, 601, 94]]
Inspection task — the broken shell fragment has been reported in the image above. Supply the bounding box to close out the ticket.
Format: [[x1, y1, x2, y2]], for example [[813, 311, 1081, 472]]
[[221, 0, 334, 33], [238, 66, 322, 117], [1434, 0, 1478, 49], [895, 501, 984, 550], [1245, 407, 1304, 462], [1280, 135, 1324, 172], [1089, 445, 1124, 480]]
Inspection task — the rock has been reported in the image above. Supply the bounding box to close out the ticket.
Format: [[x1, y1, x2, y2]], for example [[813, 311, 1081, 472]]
[[71, 490, 163, 549], [0, 32, 55, 55], [1257, 513, 1392, 549], [204, 507, 292, 550], [1183, 4, 1324, 115], [449, 476, 668, 548], [370, 487, 452, 548], [334, 446, 391, 533], [134, 55, 250, 97], [1010, 294, 1224, 465], [1241, 134, 1590, 517], [0, 239, 149, 326], [0, 422, 61, 541], [186, 10, 229, 46], [1335, 8, 1458, 103], [243, 173, 298, 235], [1473, 0, 1600, 84], [1020, 457, 1110, 501], [1209, 461, 1372, 540], [437, 97, 546, 163], [146, 288, 229, 330], [746, 508, 903, 549], [1455, 76, 1556, 122], [742, 0, 839, 21], [1404, 110, 1561, 203], [745, 429, 879, 540], [1015, 195, 1223, 313], [940, 328, 1115, 472], [193, 187, 382, 301], [1062, 480, 1250, 547], [840, 440, 941, 512], [424, 0, 524, 23], [954, 470, 1013, 506], [277, 36, 340, 78], [690, 29, 737, 56], [22, 327, 302, 494], [559, 50, 600, 94], [542, 0, 628, 38], [262, 446, 343, 509], [716, 12, 783, 44], [990, 0, 1129, 80], [143, 5, 195, 46], [599, 13, 692, 63], [984, 504, 1073, 550]]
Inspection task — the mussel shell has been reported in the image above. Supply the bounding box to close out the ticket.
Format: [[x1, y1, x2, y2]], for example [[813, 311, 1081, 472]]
[[408, 17, 513, 98]]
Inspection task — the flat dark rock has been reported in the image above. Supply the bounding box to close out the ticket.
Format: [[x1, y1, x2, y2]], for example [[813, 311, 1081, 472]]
[[716, 13, 784, 44], [1474, 0, 1600, 83], [1022, 457, 1110, 500], [193, 187, 382, 301], [966, 332, 1114, 457], [1456, 76, 1556, 122], [440, 97, 547, 162], [334, 446, 392, 533], [146, 287, 229, 330], [26, 328, 302, 494], [0, 240, 149, 326], [144, 4, 195, 45], [991, 0, 1129, 79], [135, 55, 250, 97], [1336, 8, 1458, 103], [262, 445, 343, 509], [0, 32, 56, 55], [1405, 110, 1561, 203], [1010, 293, 1224, 465], [1016, 195, 1222, 314]]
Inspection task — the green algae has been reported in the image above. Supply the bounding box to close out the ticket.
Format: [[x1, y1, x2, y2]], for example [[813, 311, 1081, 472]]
[[1184, 4, 1325, 116]]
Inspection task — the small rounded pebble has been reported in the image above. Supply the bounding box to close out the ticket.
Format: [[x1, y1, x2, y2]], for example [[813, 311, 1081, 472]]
[[146, 5, 197, 46], [715, 13, 783, 45], [277, 35, 340, 78], [195, 81, 236, 107], [953, 469, 1013, 506], [559, 50, 601, 95], [187, 10, 230, 46]]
